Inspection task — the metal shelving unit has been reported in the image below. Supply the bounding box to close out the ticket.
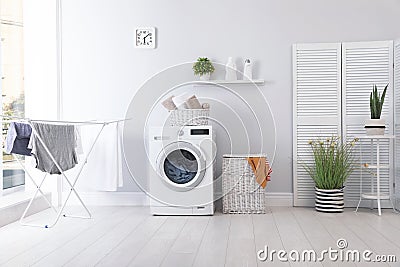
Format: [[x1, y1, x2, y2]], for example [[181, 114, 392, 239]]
[[355, 135, 395, 215]]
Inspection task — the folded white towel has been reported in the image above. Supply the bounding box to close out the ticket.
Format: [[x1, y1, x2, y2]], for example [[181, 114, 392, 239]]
[[172, 93, 190, 109]]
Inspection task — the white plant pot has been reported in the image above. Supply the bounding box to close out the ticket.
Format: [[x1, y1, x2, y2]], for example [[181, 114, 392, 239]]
[[199, 73, 211, 81], [365, 118, 385, 135]]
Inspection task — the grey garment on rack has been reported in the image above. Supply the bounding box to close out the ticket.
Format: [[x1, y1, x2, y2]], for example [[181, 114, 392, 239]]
[[5, 122, 32, 156], [28, 122, 78, 174]]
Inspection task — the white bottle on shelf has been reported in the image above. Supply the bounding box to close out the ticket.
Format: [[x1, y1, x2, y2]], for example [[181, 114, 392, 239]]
[[225, 57, 237, 81], [243, 59, 253, 80]]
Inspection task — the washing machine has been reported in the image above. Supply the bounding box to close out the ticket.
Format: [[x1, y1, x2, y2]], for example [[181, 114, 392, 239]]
[[148, 125, 215, 215]]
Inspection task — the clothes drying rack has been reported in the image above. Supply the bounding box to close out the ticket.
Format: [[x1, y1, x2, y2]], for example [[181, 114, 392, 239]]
[[0, 115, 128, 228]]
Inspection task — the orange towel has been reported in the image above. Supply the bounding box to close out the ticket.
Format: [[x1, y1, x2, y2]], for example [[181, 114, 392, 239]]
[[247, 157, 272, 189]]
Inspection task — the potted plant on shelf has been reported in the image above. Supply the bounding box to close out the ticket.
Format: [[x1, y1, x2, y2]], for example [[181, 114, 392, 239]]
[[193, 57, 215, 81], [302, 136, 358, 213], [365, 84, 388, 135]]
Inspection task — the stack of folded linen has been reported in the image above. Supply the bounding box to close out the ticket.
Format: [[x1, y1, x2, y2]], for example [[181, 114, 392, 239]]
[[161, 93, 209, 111], [161, 93, 210, 126]]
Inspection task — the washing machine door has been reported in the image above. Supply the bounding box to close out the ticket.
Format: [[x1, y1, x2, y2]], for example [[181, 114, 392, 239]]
[[157, 141, 206, 191]]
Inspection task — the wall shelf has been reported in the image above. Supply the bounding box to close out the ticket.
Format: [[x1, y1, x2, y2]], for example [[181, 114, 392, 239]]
[[194, 79, 265, 85]]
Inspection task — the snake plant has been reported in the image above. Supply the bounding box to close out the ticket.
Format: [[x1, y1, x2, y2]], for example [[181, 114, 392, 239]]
[[370, 84, 388, 119]]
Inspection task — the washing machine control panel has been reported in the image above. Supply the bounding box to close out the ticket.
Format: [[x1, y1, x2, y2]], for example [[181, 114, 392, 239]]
[[176, 126, 212, 139], [151, 126, 212, 141]]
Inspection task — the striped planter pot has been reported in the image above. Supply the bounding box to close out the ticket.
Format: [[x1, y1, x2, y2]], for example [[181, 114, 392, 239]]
[[315, 187, 344, 213]]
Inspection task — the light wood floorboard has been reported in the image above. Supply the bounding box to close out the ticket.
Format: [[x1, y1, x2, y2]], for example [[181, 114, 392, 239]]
[[160, 216, 209, 267], [0, 207, 399, 267], [127, 216, 188, 266], [64, 208, 147, 267], [340, 210, 400, 267], [96, 215, 167, 266], [225, 214, 258, 267], [291, 208, 352, 267], [31, 207, 139, 267], [0, 206, 118, 266], [314, 208, 388, 267], [252, 210, 289, 267], [271, 207, 323, 266], [192, 213, 230, 267]]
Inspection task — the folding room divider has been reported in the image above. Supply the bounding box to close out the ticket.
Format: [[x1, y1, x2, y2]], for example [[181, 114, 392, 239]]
[[293, 40, 398, 208], [394, 40, 400, 211]]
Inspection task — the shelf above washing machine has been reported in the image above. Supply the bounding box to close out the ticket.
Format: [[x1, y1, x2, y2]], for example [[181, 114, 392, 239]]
[[192, 79, 265, 85]]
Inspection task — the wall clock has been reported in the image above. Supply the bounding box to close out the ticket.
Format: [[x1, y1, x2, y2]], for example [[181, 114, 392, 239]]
[[135, 27, 156, 49]]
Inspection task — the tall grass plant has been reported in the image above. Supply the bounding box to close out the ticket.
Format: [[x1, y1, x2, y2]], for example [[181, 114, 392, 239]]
[[302, 136, 358, 189]]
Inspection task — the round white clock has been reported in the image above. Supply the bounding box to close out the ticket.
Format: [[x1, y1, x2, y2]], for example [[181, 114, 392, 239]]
[[135, 27, 156, 49]]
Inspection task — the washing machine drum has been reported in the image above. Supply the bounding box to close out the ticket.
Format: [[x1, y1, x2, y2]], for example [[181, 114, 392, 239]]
[[157, 141, 206, 191]]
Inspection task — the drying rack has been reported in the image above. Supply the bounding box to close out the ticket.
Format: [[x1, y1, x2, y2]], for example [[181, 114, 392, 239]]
[[0, 115, 128, 228]]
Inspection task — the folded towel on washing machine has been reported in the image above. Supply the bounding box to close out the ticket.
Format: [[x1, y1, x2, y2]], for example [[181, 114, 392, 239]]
[[185, 95, 202, 109], [162, 95, 177, 111], [172, 93, 191, 109], [247, 157, 272, 189]]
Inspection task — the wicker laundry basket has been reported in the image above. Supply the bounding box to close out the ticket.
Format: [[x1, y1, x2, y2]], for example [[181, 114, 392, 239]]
[[222, 154, 266, 214], [169, 109, 210, 126]]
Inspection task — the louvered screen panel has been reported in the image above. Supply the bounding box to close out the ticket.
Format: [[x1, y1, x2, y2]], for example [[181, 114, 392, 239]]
[[342, 41, 394, 207], [394, 39, 400, 211], [293, 43, 342, 206]]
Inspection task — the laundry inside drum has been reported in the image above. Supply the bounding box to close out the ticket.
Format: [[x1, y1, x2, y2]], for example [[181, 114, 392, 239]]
[[163, 149, 198, 184]]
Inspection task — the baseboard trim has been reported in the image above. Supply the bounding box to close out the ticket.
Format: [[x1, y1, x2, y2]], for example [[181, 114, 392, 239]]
[[0, 192, 52, 227], [65, 192, 293, 207], [64, 192, 148, 206], [265, 192, 293, 206]]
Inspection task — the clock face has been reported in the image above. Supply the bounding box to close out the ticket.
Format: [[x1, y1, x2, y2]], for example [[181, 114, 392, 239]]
[[135, 27, 156, 48]]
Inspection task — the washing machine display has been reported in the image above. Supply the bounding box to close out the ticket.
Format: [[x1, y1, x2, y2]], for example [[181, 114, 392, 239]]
[[163, 149, 198, 184]]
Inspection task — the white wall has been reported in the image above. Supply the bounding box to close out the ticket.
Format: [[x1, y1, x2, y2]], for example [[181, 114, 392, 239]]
[[48, 0, 400, 194], [24, 0, 57, 120], [24, 0, 59, 203]]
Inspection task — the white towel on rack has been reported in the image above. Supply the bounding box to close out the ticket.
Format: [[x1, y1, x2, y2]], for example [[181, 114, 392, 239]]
[[75, 121, 124, 191], [75, 126, 84, 155]]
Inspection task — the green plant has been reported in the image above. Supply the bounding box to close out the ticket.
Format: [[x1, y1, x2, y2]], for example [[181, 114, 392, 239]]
[[192, 57, 215, 76], [370, 84, 388, 119], [302, 136, 358, 189]]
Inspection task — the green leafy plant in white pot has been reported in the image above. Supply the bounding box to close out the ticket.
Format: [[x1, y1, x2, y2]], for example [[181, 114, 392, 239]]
[[302, 136, 358, 213], [365, 84, 388, 135], [193, 57, 215, 81]]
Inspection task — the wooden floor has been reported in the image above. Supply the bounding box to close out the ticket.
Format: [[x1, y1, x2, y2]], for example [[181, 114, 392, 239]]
[[0, 206, 399, 267]]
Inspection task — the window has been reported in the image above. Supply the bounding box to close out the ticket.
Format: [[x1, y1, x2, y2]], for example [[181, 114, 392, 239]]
[[0, 0, 25, 191]]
